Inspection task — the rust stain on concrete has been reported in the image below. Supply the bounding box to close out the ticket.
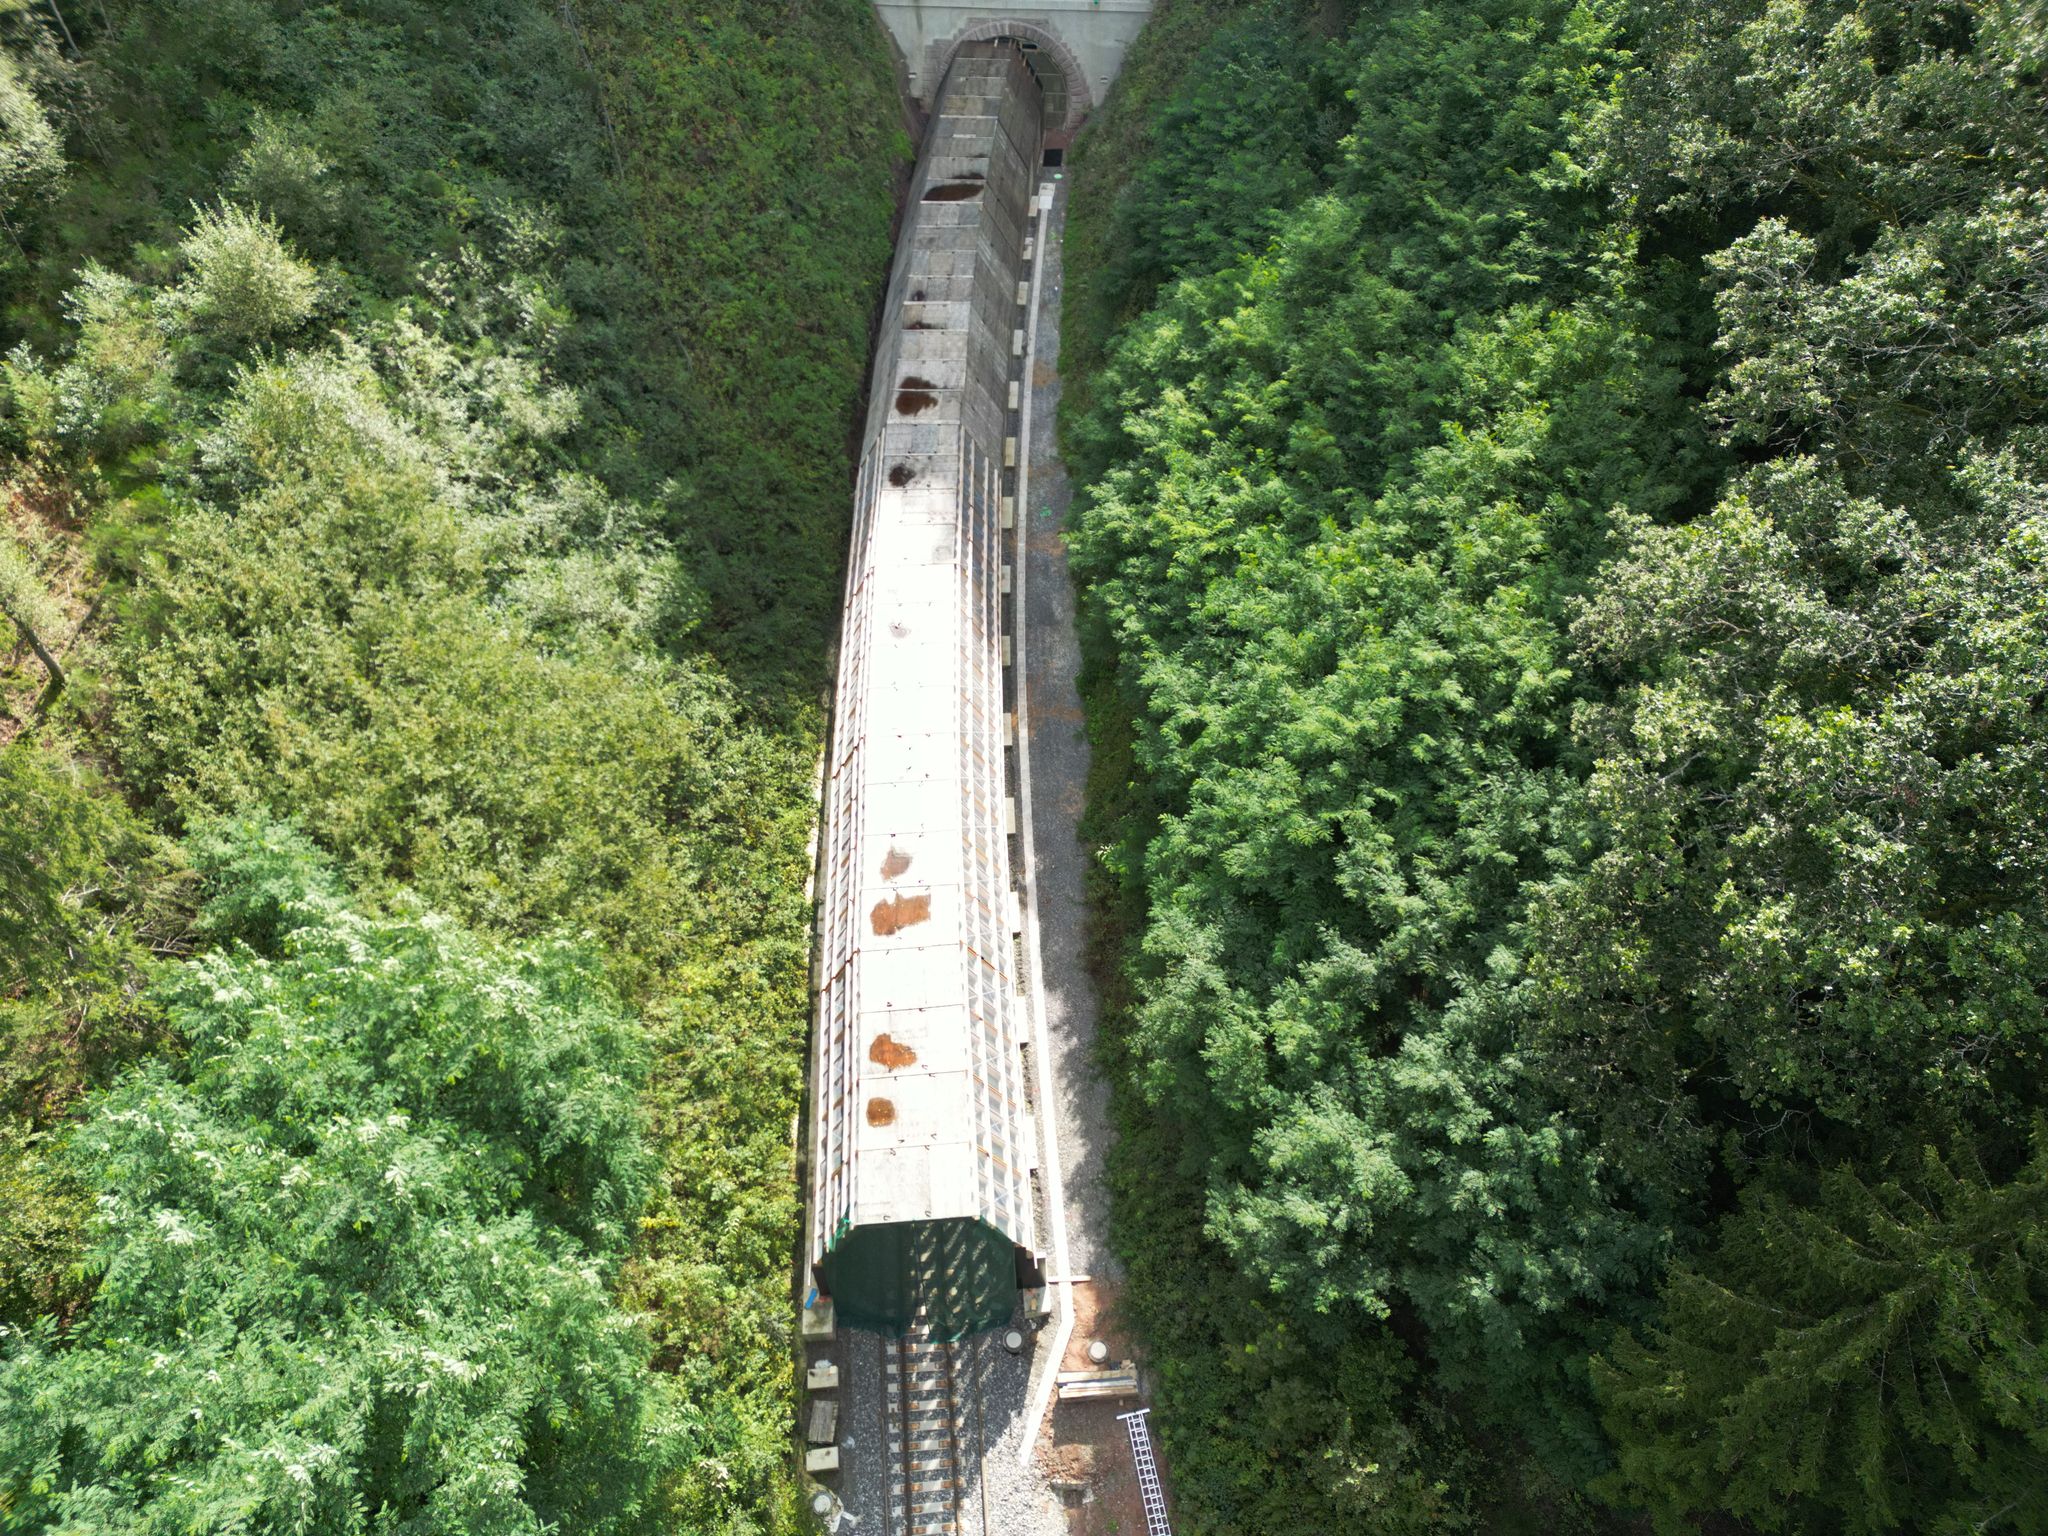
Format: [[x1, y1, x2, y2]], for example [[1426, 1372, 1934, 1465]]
[[881, 847, 914, 879], [896, 375, 940, 415], [870, 892, 933, 935], [866, 1097, 897, 1126], [869, 1033, 918, 1070]]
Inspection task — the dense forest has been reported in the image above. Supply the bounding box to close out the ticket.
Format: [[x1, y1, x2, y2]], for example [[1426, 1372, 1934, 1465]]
[[6, 0, 2045, 1530], [0, 1, 903, 1530], [1065, 0, 2048, 1530]]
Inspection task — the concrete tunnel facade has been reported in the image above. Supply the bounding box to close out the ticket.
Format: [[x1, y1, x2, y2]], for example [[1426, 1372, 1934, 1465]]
[[871, 3, 1156, 134]]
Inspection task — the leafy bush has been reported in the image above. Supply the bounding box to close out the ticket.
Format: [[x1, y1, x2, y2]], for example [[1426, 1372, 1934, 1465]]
[[168, 203, 319, 346], [1063, 0, 2048, 1528], [0, 1122, 86, 1330], [0, 741, 184, 1120], [571, 0, 908, 695], [0, 824, 672, 1534]]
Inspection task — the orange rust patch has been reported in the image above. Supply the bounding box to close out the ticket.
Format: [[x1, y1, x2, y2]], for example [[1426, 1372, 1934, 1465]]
[[881, 847, 913, 879], [870, 892, 933, 936], [869, 1033, 918, 1070], [866, 1098, 897, 1127]]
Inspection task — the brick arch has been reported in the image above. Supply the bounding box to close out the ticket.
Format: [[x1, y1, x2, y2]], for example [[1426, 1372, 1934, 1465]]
[[929, 19, 1094, 130]]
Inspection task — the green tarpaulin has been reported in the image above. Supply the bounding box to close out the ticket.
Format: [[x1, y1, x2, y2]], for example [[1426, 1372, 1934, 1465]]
[[818, 1217, 1017, 1338]]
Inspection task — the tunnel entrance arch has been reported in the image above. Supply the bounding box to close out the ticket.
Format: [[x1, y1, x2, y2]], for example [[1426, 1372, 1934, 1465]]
[[932, 19, 1092, 132]]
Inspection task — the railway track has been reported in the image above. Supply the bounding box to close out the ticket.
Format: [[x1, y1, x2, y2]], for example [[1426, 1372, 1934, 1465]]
[[879, 1237, 989, 1536]]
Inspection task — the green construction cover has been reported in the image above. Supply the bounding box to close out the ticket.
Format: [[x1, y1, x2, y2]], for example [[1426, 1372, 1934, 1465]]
[[818, 1217, 1018, 1338]]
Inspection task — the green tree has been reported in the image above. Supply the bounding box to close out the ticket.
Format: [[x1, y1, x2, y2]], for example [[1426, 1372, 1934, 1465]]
[[1066, 0, 1709, 1506], [0, 48, 64, 233], [1093, 6, 1343, 326], [1527, 0, 2048, 1205], [1596, 1143, 2048, 1534], [0, 822, 673, 1535], [1064, 0, 2048, 1528]]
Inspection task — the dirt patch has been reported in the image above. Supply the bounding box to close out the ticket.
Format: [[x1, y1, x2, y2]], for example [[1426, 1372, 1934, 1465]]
[[1033, 1278, 1177, 1534], [888, 463, 918, 486], [1061, 1281, 1128, 1372], [2, 469, 96, 744], [870, 891, 933, 935], [922, 180, 985, 202]]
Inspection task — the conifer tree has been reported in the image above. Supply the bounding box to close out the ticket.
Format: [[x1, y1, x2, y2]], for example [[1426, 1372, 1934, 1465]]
[[1596, 1143, 2048, 1534]]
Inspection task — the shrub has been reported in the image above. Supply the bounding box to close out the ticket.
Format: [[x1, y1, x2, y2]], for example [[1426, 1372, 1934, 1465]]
[[0, 825, 671, 1534], [169, 204, 319, 347]]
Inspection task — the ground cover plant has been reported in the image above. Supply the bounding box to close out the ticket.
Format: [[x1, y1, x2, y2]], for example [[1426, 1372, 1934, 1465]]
[[1063, 0, 2048, 1528], [0, 1, 904, 1529]]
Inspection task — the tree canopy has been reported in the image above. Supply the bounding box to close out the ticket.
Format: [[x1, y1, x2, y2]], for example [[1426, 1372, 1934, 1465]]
[[1065, 0, 2048, 1527], [0, 822, 675, 1535], [1, 0, 905, 1528]]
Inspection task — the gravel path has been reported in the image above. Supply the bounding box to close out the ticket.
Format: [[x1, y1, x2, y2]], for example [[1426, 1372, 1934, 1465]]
[[820, 1320, 1060, 1536], [1019, 178, 1120, 1288]]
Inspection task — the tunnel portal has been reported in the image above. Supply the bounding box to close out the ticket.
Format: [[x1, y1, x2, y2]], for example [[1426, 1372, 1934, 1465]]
[[869, 4, 1156, 134]]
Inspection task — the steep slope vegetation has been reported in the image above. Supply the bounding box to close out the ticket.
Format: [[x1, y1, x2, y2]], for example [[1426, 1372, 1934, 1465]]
[[1063, 1, 2048, 1530], [0, 2, 904, 1529]]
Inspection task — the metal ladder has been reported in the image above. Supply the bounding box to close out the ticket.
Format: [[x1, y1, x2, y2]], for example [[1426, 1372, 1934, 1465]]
[[1117, 1409, 1173, 1536]]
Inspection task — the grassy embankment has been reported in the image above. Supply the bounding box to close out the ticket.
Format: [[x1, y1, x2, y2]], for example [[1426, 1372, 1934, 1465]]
[[2, 1, 906, 1527]]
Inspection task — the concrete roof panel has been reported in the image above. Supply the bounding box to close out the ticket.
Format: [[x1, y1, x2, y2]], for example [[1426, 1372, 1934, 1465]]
[[861, 941, 965, 1012], [863, 732, 962, 785], [860, 830, 968, 891], [854, 1002, 971, 1079], [861, 776, 966, 836]]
